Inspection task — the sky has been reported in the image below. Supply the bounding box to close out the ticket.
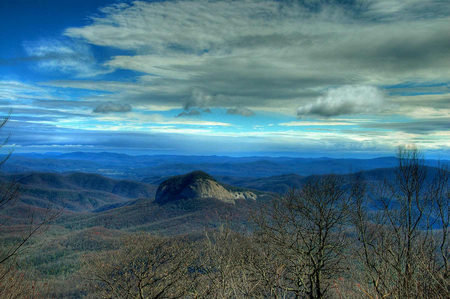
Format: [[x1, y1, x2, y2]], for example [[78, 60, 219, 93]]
[[0, 0, 449, 158]]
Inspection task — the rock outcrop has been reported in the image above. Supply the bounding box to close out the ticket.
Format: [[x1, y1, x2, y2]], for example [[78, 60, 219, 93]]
[[155, 171, 257, 204]]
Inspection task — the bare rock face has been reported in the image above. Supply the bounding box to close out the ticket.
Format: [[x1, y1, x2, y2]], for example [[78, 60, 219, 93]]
[[155, 171, 257, 204]]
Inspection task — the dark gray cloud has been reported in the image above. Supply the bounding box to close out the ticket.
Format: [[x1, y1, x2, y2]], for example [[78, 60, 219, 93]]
[[184, 87, 211, 110], [313, 26, 450, 78], [226, 106, 255, 117], [183, 87, 230, 110], [93, 101, 132, 113], [176, 109, 201, 118]]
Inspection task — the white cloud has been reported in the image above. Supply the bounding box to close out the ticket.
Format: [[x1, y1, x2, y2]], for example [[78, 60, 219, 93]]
[[94, 112, 232, 127], [0, 81, 58, 102], [23, 39, 112, 78], [296, 85, 387, 118], [280, 121, 356, 126]]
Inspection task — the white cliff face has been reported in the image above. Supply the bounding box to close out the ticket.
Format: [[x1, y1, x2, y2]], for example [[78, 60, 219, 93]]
[[157, 178, 257, 204], [233, 191, 257, 200], [179, 179, 235, 203], [180, 179, 258, 203]]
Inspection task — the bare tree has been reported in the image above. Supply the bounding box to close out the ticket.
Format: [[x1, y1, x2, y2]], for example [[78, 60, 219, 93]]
[[0, 113, 60, 297], [253, 174, 363, 298], [84, 234, 199, 299], [353, 146, 449, 298], [196, 225, 265, 298], [425, 161, 450, 296]]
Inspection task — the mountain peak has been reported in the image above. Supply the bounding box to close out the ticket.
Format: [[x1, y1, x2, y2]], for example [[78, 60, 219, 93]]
[[155, 170, 256, 204]]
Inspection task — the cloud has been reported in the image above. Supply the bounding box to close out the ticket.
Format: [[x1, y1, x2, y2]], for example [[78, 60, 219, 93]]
[[1, 107, 91, 120], [176, 88, 230, 117], [280, 121, 355, 126], [104, 54, 207, 80], [296, 85, 386, 118], [176, 109, 201, 118], [365, 0, 450, 21], [5, 1, 450, 156], [23, 39, 112, 78], [64, 0, 450, 82], [0, 80, 57, 101], [93, 101, 132, 113], [33, 99, 95, 110], [362, 119, 450, 134], [5, 102, 450, 157], [183, 87, 229, 110], [184, 88, 213, 110], [226, 106, 255, 117], [50, 0, 449, 116], [0, 116, 405, 156]]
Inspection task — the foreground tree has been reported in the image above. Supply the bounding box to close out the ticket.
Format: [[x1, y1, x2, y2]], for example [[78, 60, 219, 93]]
[[433, 163, 450, 293], [84, 234, 199, 299], [0, 113, 59, 298], [253, 174, 364, 298], [197, 225, 264, 298], [353, 146, 450, 298]]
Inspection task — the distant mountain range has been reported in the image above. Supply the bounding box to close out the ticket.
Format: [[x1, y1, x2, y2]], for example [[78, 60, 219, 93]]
[[1, 151, 446, 235], [3, 151, 446, 180]]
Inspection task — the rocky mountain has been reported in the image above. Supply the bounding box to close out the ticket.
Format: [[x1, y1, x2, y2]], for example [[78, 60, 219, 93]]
[[155, 171, 258, 204]]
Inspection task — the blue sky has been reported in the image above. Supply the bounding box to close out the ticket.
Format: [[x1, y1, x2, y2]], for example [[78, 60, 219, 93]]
[[1, 0, 450, 158]]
